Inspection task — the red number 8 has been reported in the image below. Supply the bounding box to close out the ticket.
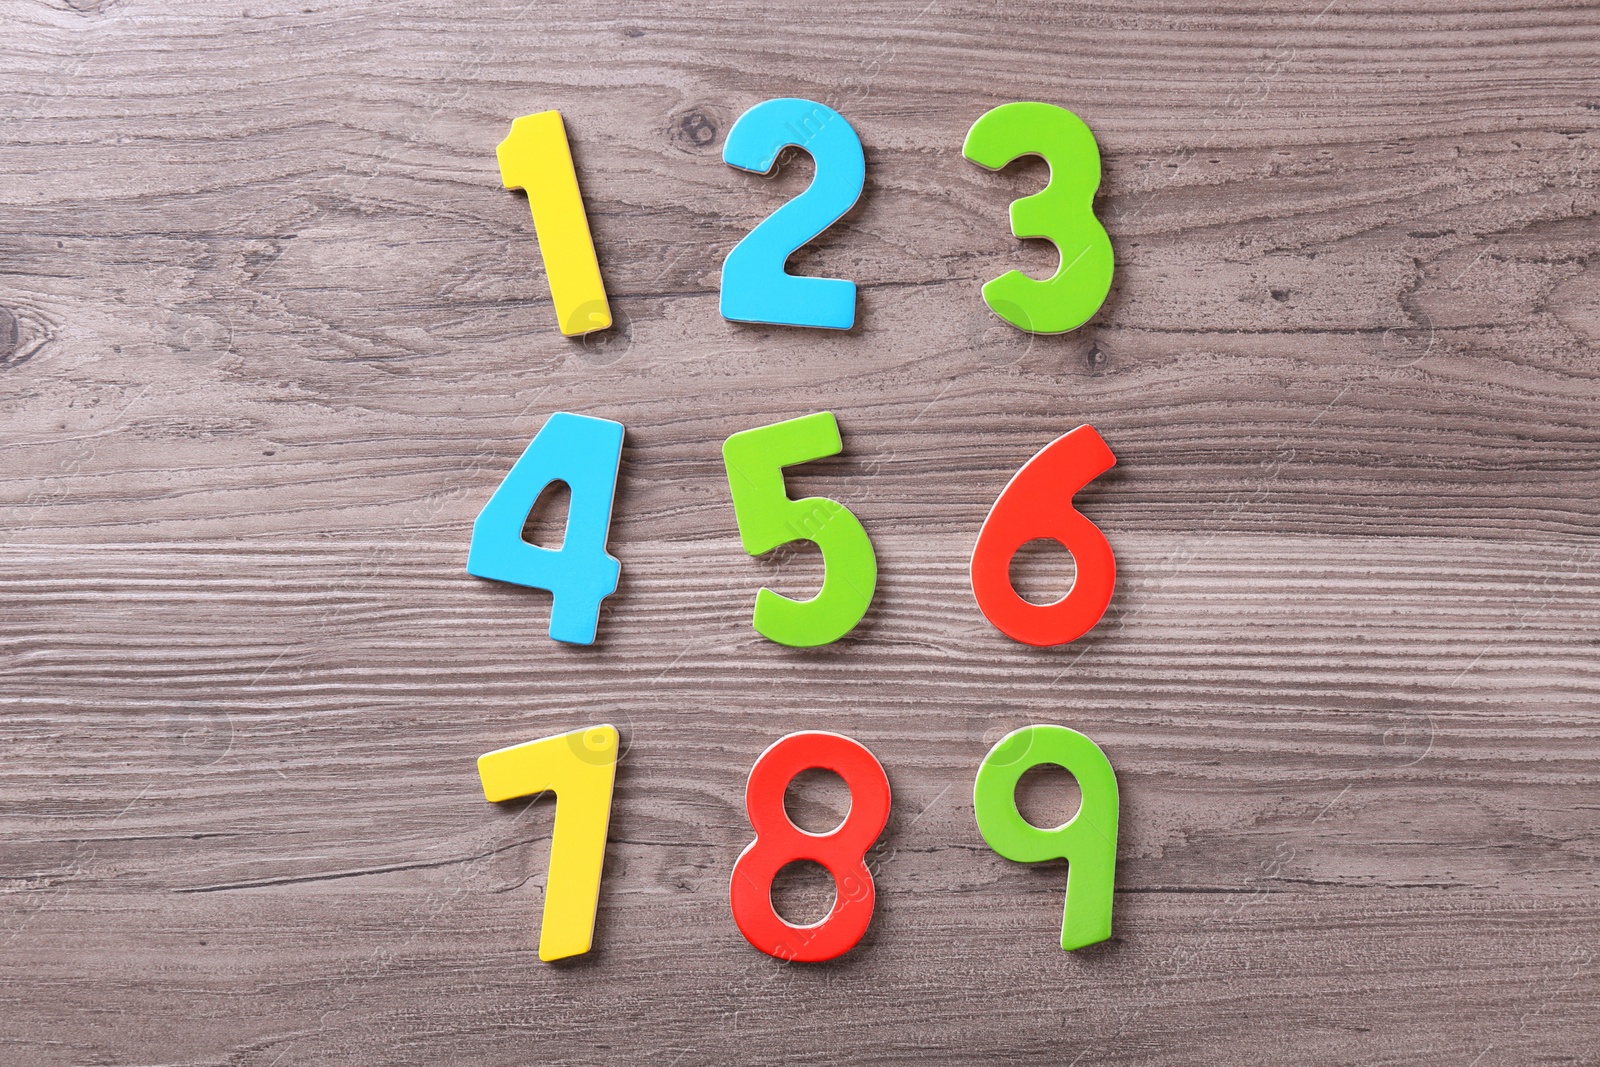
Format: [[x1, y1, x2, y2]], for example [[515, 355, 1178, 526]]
[[729, 731, 891, 962]]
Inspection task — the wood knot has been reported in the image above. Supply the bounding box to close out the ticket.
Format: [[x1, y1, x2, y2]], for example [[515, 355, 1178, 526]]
[[0, 308, 18, 363], [671, 109, 719, 148]]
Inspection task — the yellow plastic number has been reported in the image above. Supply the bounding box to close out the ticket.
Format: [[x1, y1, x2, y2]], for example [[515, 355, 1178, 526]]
[[497, 111, 612, 336], [478, 724, 619, 961], [963, 102, 1113, 334]]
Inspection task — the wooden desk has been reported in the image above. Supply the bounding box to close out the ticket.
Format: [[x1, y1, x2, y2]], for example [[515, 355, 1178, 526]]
[[3, 1, 1598, 1061]]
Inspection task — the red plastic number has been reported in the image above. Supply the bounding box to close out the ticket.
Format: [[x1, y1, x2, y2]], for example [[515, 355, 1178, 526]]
[[729, 731, 891, 962], [970, 425, 1117, 647]]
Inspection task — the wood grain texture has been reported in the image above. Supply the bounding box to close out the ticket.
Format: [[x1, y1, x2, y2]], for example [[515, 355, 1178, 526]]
[[2, 0, 1599, 1063]]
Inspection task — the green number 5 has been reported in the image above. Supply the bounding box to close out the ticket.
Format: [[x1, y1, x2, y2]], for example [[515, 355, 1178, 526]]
[[721, 412, 877, 647], [963, 101, 1113, 334]]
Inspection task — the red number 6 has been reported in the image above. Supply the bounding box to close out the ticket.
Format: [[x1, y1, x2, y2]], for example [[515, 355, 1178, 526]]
[[729, 732, 891, 962], [970, 425, 1117, 646]]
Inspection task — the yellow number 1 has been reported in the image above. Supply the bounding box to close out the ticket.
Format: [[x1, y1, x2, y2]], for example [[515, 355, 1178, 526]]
[[497, 111, 612, 336], [478, 724, 619, 960]]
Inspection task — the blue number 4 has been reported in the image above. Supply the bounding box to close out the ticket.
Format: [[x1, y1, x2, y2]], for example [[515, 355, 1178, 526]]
[[721, 98, 865, 331], [467, 412, 624, 645]]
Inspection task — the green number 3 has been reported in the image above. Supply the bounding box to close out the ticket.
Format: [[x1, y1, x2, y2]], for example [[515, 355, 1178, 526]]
[[963, 101, 1113, 334], [722, 412, 877, 647]]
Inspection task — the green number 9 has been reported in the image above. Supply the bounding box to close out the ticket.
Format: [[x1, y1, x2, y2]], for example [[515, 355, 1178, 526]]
[[963, 101, 1113, 334], [973, 724, 1119, 951]]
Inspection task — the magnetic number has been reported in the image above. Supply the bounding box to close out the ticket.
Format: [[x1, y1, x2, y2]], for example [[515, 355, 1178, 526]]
[[497, 111, 612, 336], [720, 98, 865, 330], [970, 425, 1116, 646], [467, 411, 623, 645], [963, 101, 1113, 334], [973, 724, 1119, 950], [729, 731, 891, 961], [722, 412, 877, 647], [478, 724, 620, 961]]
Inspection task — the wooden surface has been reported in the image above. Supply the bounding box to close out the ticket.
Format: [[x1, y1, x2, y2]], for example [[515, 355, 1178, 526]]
[[4, 0, 1600, 1062]]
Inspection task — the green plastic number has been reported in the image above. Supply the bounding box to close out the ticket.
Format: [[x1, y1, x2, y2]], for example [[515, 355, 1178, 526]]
[[722, 412, 877, 647], [963, 101, 1113, 334], [973, 724, 1119, 951]]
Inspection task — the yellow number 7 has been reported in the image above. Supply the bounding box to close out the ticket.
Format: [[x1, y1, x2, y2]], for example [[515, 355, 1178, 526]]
[[478, 724, 619, 961]]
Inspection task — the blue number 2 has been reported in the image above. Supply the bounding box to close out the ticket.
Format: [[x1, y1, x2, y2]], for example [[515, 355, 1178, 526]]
[[720, 98, 865, 330], [467, 412, 624, 645]]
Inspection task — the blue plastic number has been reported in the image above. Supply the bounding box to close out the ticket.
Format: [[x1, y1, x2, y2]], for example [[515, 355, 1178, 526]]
[[467, 412, 624, 645], [720, 98, 865, 330]]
